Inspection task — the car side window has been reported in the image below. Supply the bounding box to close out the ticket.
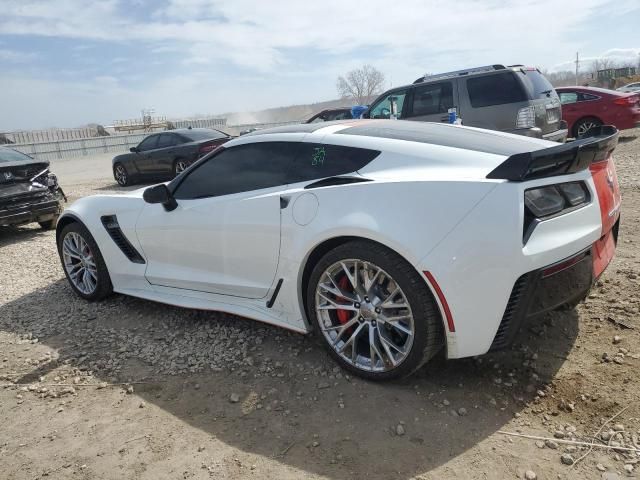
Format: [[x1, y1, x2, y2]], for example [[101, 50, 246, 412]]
[[559, 92, 578, 104], [172, 142, 295, 200], [328, 111, 352, 121], [368, 90, 408, 119], [157, 134, 177, 148], [138, 135, 159, 152], [288, 143, 380, 183], [410, 82, 453, 116], [579, 93, 599, 101]]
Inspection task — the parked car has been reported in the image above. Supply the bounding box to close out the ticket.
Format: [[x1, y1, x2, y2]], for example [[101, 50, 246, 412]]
[[112, 128, 231, 186], [364, 64, 567, 142], [306, 108, 354, 123], [0, 146, 66, 229], [555, 86, 640, 138], [617, 82, 640, 93], [56, 120, 620, 380]]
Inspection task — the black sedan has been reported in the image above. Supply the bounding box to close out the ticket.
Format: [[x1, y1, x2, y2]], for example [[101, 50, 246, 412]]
[[112, 128, 230, 186]]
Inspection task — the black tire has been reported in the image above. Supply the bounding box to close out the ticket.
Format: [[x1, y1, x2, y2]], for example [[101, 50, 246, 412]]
[[573, 117, 602, 138], [57, 222, 113, 301], [306, 240, 444, 381], [173, 158, 189, 178], [113, 162, 131, 187], [38, 217, 58, 230]]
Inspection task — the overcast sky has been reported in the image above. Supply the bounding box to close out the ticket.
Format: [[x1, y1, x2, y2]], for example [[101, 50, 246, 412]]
[[1, 0, 639, 130]]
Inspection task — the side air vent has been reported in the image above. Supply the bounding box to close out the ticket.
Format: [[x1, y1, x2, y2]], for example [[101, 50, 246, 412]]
[[490, 274, 530, 350], [100, 215, 145, 264]]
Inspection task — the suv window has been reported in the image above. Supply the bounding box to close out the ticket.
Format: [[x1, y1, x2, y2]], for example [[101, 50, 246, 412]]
[[157, 133, 177, 148], [410, 82, 453, 116], [289, 143, 380, 183], [467, 72, 527, 108], [516, 70, 554, 99], [368, 89, 408, 119], [173, 142, 295, 200], [137, 135, 158, 152]]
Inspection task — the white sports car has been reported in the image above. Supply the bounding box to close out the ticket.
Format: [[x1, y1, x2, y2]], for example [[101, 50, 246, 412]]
[[56, 120, 621, 380]]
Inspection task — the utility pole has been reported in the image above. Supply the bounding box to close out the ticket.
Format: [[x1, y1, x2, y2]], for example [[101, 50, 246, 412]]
[[575, 52, 579, 85]]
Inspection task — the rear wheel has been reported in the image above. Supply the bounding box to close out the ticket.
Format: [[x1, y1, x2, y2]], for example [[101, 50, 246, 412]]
[[573, 117, 602, 138], [113, 162, 131, 187], [306, 240, 444, 380], [57, 222, 113, 301], [173, 159, 189, 178]]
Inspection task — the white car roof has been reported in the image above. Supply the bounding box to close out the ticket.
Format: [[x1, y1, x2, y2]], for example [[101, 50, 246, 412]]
[[243, 119, 553, 157]]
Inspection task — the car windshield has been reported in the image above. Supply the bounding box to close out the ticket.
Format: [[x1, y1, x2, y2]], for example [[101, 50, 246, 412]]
[[516, 70, 555, 99], [0, 147, 33, 164], [180, 129, 228, 141]]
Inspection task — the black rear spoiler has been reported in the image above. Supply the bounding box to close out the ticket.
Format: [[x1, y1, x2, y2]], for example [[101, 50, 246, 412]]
[[486, 125, 618, 181]]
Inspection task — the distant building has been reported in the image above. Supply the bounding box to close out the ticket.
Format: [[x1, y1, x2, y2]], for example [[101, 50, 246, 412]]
[[597, 67, 637, 81]]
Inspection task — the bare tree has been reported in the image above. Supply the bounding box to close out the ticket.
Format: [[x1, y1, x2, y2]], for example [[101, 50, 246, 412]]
[[336, 65, 386, 104], [591, 57, 617, 74]]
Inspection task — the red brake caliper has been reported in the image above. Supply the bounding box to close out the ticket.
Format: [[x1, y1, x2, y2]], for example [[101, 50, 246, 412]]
[[336, 275, 353, 325]]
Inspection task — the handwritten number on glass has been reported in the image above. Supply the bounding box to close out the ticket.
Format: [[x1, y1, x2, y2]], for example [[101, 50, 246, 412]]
[[312, 147, 326, 167]]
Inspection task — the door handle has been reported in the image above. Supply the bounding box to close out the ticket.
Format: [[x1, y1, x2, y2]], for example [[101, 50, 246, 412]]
[[440, 115, 449, 122]]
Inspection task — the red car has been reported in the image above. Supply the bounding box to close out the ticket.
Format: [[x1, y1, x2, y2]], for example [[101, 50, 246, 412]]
[[556, 86, 640, 137]]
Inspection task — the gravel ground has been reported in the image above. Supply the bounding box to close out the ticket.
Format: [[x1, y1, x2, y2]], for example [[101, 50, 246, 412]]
[[1, 130, 639, 480]]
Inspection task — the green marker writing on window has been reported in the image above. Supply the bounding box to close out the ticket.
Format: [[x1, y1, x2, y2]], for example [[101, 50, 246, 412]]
[[312, 147, 326, 166]]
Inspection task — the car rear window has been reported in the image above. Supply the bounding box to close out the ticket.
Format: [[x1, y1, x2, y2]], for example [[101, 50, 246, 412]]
[[466, 72, 527, 108], [516, 70, 555, 99], [181, 129, 228, 141], [0, 148, 32, 163]]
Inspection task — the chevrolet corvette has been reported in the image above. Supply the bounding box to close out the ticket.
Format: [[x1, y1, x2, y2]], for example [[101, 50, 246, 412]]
[[56, 120, 621, 380]]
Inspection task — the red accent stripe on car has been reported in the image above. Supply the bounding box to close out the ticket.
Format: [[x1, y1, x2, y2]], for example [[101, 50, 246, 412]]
[[423, 271, 455, 332]]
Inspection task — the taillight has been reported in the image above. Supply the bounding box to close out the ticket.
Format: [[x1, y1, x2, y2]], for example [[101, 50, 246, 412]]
[[613, 95, 638, 106], [523, 181, 591, 243], [198, 142, 217, 155], [516, 106, 535, 128]]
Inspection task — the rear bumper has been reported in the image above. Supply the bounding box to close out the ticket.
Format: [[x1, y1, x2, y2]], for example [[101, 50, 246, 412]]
[[542, 128, 568, 143], [490, 217, 618, 350], [0, 197, 62, 226], [490, 248, 593, 350], [508, 127, 568, 143]]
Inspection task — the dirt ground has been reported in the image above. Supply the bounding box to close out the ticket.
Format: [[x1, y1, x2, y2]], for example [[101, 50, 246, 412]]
[[1, 130, 639, 480]]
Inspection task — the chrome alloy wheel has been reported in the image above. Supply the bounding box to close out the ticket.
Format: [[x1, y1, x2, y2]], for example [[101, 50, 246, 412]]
[[577, 121, 598, 137], [114, 164, 127, 186], [62, 232, 98, 295], [314, 259, 415, 372], [175, 160, 188, 175]]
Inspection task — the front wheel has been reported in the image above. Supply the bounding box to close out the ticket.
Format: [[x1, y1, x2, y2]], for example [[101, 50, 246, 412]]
[[57, 222, 113, 301], [38, 217, 58, 230], [306, 240, 444, 380]]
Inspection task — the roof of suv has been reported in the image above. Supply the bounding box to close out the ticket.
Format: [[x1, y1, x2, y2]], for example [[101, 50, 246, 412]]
[[412, 64, 540, 85]]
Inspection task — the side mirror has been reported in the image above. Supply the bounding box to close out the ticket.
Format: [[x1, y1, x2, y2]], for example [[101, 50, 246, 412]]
[[130, 147, 139, 153], [143, 184, 178, 211]]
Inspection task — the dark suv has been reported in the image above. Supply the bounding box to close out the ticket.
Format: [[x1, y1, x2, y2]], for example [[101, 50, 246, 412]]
[[364, 65, 567, 142]]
